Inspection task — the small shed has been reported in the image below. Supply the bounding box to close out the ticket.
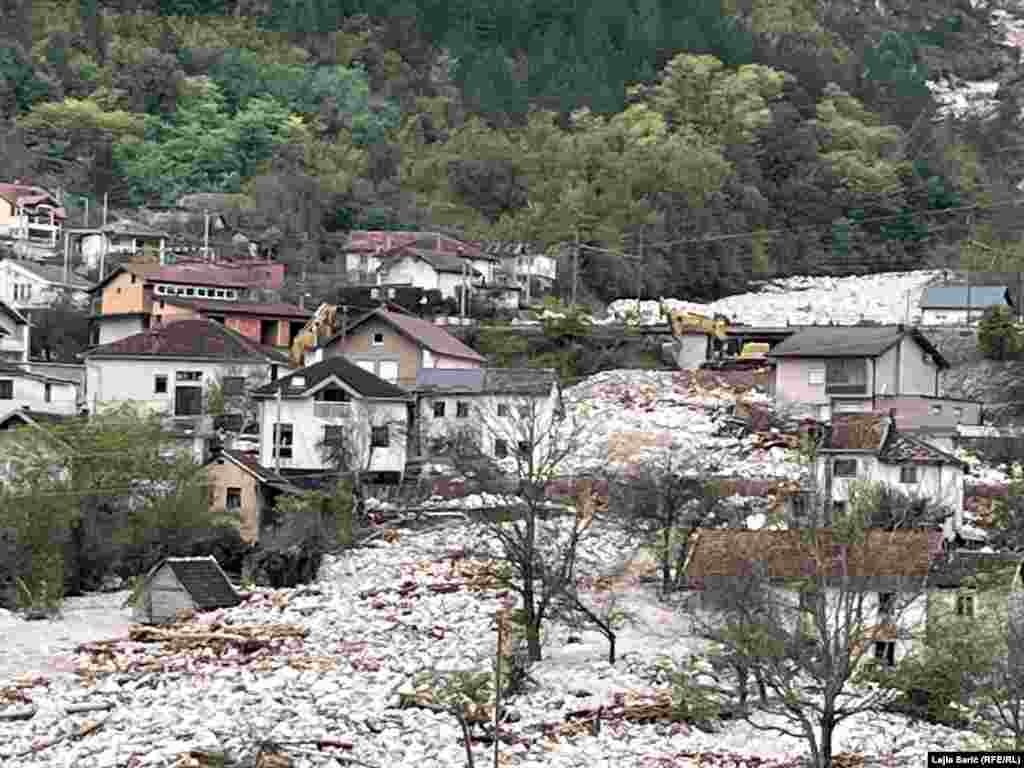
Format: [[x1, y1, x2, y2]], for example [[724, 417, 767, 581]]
[[134, 556, 241, 624]]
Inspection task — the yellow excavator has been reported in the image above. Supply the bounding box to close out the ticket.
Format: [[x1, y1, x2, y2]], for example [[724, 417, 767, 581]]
[[664, 307, 728, 340], [289, 303, 340, 367], [659, 305, 729, 370]]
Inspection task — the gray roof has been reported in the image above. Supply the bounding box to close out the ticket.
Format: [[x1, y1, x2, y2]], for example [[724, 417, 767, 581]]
[[767, 325, 949, 368], [380, 247, 483, 275], [251, 354, 409, 399], [920, 285, 1011, 310], [153, 556, 240, 610], [4, 259, 94, 289], [415, 367, 557, 395]]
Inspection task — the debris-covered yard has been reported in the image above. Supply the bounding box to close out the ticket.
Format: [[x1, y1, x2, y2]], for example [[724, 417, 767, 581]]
[[0, 522, 982, 768]]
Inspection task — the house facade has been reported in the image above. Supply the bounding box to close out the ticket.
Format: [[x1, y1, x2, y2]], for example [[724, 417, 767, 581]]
[[919, 285, 1013, 325], [82, 318, 285, 417], [684, 529, 942, 666], [91, 259, 303, 348], [0, 301, 28, 362], [412, 367, 561, 459], [344, 231, 499, 284], [0, 361, 79, 415], [69, 219, 170, 270], [375, 246, 485, 300], [0, 182, 65, 248], [250, 355, 412, 480], [814, 412, 967, 538], [769, 325, 953, 422], [314, 307, 486, 387], [0, 259, 93, 312]]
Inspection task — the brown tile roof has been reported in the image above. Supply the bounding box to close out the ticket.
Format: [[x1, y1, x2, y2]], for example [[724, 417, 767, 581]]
[[826, 413, 889, 450], [685, 529, 939, 590], [151, 261, 279, 288], [0, 183, 66, 218], [84, 318, 287, 363], [162, 296, 311, 319], [336, 309, 486, 363], [879, 431, 965, 466]]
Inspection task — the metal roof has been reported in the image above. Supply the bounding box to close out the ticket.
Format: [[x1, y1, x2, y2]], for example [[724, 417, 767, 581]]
[[920, 285, 1011, 310], [767, 325, 949, 367]]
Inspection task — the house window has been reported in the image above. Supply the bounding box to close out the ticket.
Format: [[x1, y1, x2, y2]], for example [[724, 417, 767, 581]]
[[215, 290, 225, 298], [826, 359, 867, 395], [497, 403, 510, 417], [953, 406, 964, 420], [176, 371, 202, 382], [833, 459, 858, 478], [899, 466, 918, 484], [808, 368, 825, 385], [878, 592, 895, 617], [518, 405, 531, 418], [456, 401, 469, 418], [372, 332, 384, 346], [930, 404, 942, 415], [273, 423, 293, 459], [873, 641, 896, 667], [221, 377, 245, 397], [323, 425, 344, 446], [226, 488, 241, 510], [517, 440, 530, 456], [494, 439, 508, 458], [371, 288, 380, 299], [44, 383, 51, 403], [957, 593, 975, 618], [433, 401, 446, 418], [0, 380, 11, 399], [371, 425, 389, 447]]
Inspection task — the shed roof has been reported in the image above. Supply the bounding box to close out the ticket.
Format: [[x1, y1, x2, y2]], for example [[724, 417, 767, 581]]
[[83, 318, 287, 363], [150, 556, 240, 610], [332, 308, 486, 363], [250, 354, 409, 399], [162, 296, 311, 319], [767, 325, 949, 368], [920, 285, 1011, 310], [685, 529, 940, 589]]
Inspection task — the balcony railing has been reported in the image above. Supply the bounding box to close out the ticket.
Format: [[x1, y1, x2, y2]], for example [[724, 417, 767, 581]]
[[826, 383, 868, 395], [315, 402, 352, 420]]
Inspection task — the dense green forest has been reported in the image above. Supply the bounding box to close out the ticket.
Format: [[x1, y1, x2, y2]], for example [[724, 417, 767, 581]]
[[2, 0, 1024, 303]]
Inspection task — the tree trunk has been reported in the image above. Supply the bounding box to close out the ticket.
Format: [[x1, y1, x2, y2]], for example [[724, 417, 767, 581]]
[[607, 631, 616, 665], [661, 524, 672, 595], [819, 711, 835, 768], [526, 619, 542, 662]]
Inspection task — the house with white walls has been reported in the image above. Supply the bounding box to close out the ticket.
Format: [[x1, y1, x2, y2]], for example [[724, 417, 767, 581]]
[[0, 182, 65, 249], [0, 361, 79, 415], [249, 355, 412, 481], [0, 300, 28, 363], [0, 259, 93, 312], [814, 412, 968, 541], [684, 528, 943, 666], [82, 318, 286, 417]]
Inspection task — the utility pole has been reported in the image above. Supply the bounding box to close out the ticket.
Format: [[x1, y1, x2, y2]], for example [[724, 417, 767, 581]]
[[203, 210, 211, 261], [966, 213, 974, 327], [102, 192, 108, 227], [63, 232, 70, 287], [571, 229, 579, 306], [637, 227, 644, 300], [523, 248, 532, 306], [275, 388, 282, 473], [460, 260, 468, 321], [84, 198, 89, 228]]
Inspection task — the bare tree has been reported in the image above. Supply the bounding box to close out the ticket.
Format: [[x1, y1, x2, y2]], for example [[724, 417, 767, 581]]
[[687, 484, 938, 768], [445, 393, 593, 662]]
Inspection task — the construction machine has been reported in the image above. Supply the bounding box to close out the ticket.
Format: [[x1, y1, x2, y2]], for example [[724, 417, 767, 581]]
[[290, 303, 340, 367], [661, 305, 729, 370]]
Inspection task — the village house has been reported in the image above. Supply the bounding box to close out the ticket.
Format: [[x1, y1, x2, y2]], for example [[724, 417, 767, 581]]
[[82, 318, 286, 418], [684, 528, 943, 666], [767, 325, 966, 425], [0, 361, 80, 416], [133, 556, 240, 624], [411, 367, 561, 459], [919, 285, 1014, 325], [476, 240, 558, 301], [68, 219, 170, 270], [89, 259, 304, 347], [0, 300, 28, 363], [0, 182, 65, 251], [0, 259, 93, 313], [311, 307, 486, 386], [204, 449, 304, 545], [249, 355, 412, 481], [344, 231, 498, 283], [814, 412, 968, 540], [373, 244, 487, 302]]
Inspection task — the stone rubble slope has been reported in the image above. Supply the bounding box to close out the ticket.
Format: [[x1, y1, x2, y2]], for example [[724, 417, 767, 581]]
[[604, 270, 944, 326], [0, 523, 981, 768]]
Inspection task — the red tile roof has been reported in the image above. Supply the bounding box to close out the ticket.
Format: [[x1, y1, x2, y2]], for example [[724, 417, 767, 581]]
[[826, 413, 888, 450], [84, 318, 287, 362], [150, 261, 280, 288], [0, 183, 66, 219], [163, 296, 311, 319], [879, 432, 966, 466], [336, 309, 486, 363]]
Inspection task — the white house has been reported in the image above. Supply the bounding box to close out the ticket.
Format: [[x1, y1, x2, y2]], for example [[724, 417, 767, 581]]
[[0, 259, 94, 312], [684, 528, 942, 666], [345, 231, 499, 285], [0, 300, 28, 362], [0, 182, 65, 249], [249, 355, 412, 481], [412, 367, 561, 459], [919, 285, 1013, 325], [69, 219, 169, 271], [0, 360, 79, 415], [376, 246, 485, 300], [814, 412, 968, 541], [82, 318, 286, 417]]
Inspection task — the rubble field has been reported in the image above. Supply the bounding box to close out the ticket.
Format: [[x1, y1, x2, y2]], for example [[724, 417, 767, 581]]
[[0, 523, 981, 768]]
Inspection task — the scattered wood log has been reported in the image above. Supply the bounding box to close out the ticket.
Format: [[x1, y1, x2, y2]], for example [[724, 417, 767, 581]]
[[63, 701, 115, 714], [0, 705, 36, 721], [13, 716, 106, 757]]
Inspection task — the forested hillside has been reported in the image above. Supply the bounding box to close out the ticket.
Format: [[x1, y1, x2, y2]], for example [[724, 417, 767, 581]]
[[2, 0, 1024, 303]]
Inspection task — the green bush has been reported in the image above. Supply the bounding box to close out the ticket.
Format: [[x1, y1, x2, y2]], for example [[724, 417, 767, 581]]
[[978, 306, 1022, 361]]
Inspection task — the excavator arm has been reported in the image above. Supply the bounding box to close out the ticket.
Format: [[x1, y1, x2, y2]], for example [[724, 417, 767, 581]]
[[289, 303, 338, 367]]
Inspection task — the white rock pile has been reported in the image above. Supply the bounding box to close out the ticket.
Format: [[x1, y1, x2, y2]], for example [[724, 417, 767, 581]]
[[604, 270, 944, 326], [0, 524, 982, 768]]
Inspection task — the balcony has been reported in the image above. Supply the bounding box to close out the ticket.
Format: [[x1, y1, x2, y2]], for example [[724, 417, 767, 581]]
[[315, 402, 352, 420]]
